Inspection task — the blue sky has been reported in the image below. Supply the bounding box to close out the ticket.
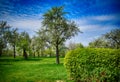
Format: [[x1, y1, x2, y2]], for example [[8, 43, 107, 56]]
[[0, 0, 120, 46]]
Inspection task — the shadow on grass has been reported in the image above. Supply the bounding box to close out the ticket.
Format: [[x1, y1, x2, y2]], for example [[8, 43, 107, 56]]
[[0, 57, 42, 62]]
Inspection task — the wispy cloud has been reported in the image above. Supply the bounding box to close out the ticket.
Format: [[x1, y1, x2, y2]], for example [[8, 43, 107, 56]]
[[1, 14, 43, 37], [0, 0, 120, 46], [67, 14, 120, 46], [91, 15, 117, 21], [10, 19, 42, 31], [72, 14, 120, 31]]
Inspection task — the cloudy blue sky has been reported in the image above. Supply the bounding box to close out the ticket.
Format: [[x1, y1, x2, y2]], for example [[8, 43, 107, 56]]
[[0, 0, 120, 46]]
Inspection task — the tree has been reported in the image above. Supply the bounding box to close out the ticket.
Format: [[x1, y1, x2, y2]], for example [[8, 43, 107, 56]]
[[9, 28, 19, 58], [104, 29, 120, 49], [68, 41, 84, 50], [44, 47, 55, 57], [59, 43, 68, 57], [17, 32, 31, 59], [31, 36, 36, 58], [42, 6, 80, 64], [36, 29, 48, 57], [0, 21, 11, 56], [89, 29, 120, 49], [88, 37, 109, 48]]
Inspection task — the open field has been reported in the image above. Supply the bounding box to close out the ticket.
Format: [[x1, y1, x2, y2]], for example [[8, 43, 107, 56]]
[[0, 57, 72, 82]]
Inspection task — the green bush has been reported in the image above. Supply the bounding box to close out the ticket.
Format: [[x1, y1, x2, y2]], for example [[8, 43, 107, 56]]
[[64, 48, 120, 82]]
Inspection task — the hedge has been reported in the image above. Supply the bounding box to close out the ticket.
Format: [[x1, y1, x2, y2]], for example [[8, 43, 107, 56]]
[[64, 48, 120, 82]]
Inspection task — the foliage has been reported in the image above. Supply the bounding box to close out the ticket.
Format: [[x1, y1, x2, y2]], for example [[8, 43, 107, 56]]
[[17, 32, 31, 59], [104, 28, 120, 49], [42, 6, 80, 64], [89, 29, 120, 49], [64, 48, 120, 82], [2, 49, 13, 56], [0, 21, 11, 56], [59, 44, 68, 57], [44, 48, 55, 57], [30, 36, 38, 57], [35, 29, 49, 57], [68, 42, 84, 50], [88, 37, 110, 48], [8, 28, 19, 58]]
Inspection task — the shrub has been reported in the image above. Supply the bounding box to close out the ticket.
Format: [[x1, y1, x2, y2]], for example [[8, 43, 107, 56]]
[[64, 48, 120, 82]]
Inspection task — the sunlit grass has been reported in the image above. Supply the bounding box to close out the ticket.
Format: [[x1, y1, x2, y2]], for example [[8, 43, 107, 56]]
[[0, 57, 73, 82]]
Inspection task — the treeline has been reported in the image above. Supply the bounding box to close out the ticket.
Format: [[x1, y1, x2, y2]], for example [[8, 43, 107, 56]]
[[0, 20, 120, 58], [0, 6, 120, 64], [0, 21, 29, 58], [0, 21, 64, 58], [89, 29, 120, 49], [0, 7, 80, 64]]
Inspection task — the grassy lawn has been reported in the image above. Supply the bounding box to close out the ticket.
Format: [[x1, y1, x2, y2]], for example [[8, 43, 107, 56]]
[[0, 57, 72, 82]]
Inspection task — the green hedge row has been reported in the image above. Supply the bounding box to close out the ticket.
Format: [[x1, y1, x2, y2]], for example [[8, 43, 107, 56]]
[[64, 48, 120, 82]]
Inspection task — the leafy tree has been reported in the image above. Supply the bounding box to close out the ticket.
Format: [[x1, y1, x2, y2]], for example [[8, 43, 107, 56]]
[[31, 34, 46, 57], [0, 21, 11, 56], [42, 6, 80, 64], [77, 43, 84, 48], [17, 32, 31, 59], [88, 37, 109, 48], [9, 28, 19, 58], [59, 43, 68, 57], [67, 41, 77, 50], [44, 47, 55, 57], [104, 29, 120, 49], [68, 41, 84, 50], [31, 36, 36, 57], [35, 29, 48, 57], [89, 29, 120, 49]]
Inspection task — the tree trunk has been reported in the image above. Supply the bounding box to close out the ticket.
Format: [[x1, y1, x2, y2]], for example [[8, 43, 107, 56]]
[[23, 49, 27, 59], [50, 52, 51, 57], [0, 49, 2, 57], [38, 51, 40, 57], [56, 45, 60, 64], [13, 44, 16, 58], [41, 49, 43, 57], [34, 51, 35, 58]]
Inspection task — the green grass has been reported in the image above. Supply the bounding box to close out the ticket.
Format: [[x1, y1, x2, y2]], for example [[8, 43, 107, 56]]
[[0, 57, 73, 82]]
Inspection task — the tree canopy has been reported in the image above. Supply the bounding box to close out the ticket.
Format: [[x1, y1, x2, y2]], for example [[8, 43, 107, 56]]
[[104, 29, 120, 49], [89, 28, 120, 49], [41, 6, 80, 64], [0, 21, 11, 56], [17, 32, 31, 59]]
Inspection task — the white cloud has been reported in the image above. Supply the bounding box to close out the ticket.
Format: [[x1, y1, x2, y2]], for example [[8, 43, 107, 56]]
[[6, 16, 43, 37], [72, 14, 119, 31], [10, 19, 42, 31], [79, 25, 100, 32], [90, 15, 117, 21], [68, 14, 119, 46], [3, 13, 43, 31]]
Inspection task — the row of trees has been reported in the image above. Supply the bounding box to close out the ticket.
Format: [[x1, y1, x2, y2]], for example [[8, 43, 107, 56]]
[[0, 21, 31, 59], [89, 29, 120, 49], [1, 6, 120, 64], [0, 20, 81, 58], [0, 6, 80, 64], [0, 21, 67, 59]]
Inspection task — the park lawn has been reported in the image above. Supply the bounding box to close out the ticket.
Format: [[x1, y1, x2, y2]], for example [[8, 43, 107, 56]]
[[0, 57, 72, 82]]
